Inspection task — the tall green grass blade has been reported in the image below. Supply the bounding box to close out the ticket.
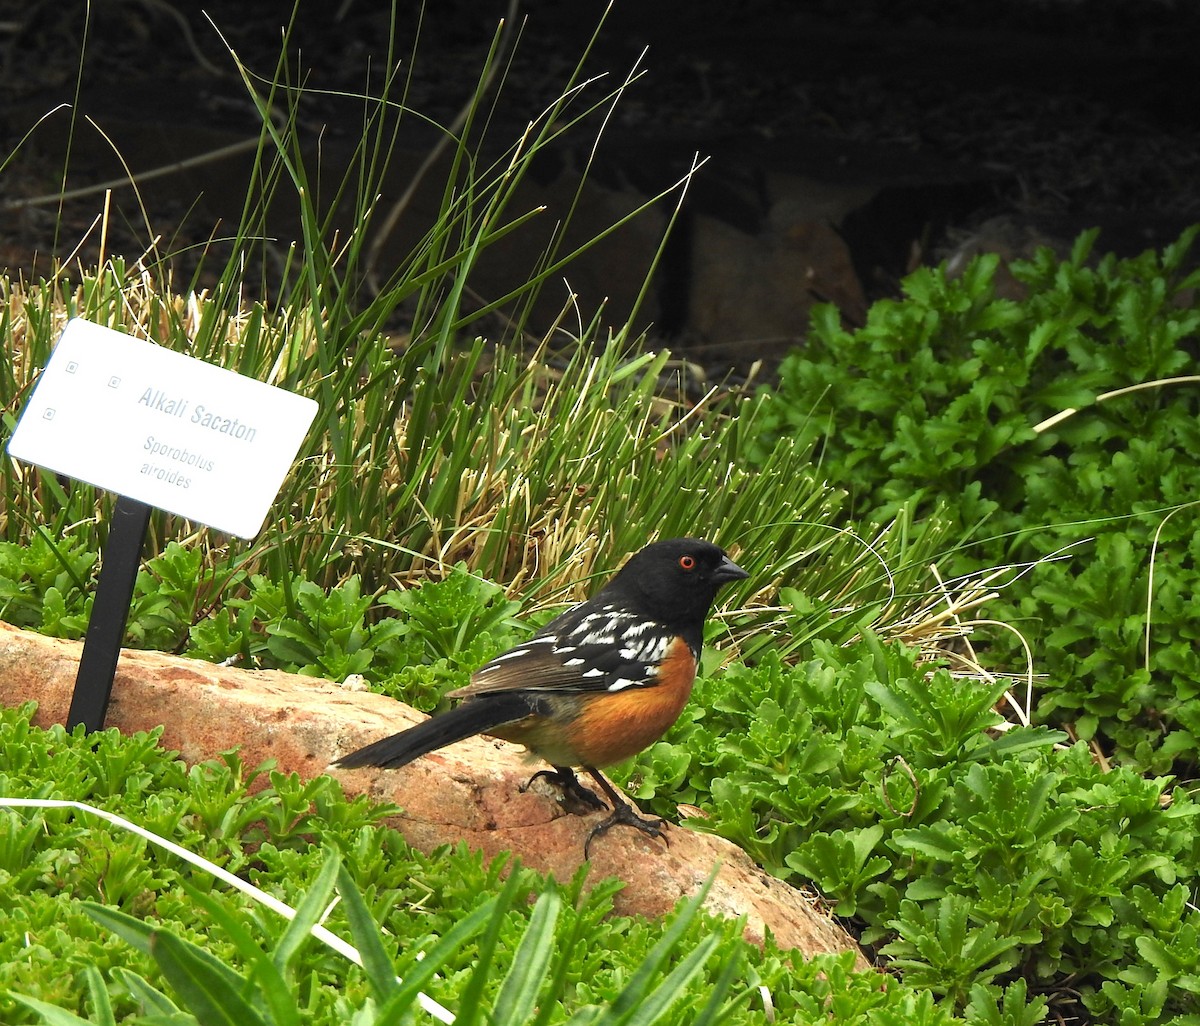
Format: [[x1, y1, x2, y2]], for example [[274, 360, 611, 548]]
[[449, 870, 526, 1026], [376, 893, 498, 1018], [149, 929, 269, 1026], [335, 860, 401, 1004], [689, 944, 748, 1026], [82, 966, 117, 1026], [619, 934, 721, 1026], [6, 995, 97, 1026], [271, 849, 342, 975], [490, 889, 562, 1025], [82, 901, 155, 954], [177, 881, 300, 1026], [592, 880, 715, 1026]]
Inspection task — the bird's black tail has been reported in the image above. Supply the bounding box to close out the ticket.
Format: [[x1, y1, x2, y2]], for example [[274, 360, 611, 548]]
[[335, 693, 531, 770]]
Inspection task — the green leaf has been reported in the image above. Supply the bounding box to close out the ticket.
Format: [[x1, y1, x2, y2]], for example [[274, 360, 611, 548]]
[[6, 992, 98, 1026], [149, 929, 269, 1026], [272, 850, 342, 975], [82, 902, 156, 954], [967, 727, 1068, 761], [963, 978, 1049, 1026], [593, 876, 716, 1026], [335, 860, 401, 1005], [490, 888, 561, 1026], [109, 968, 189, 1021]]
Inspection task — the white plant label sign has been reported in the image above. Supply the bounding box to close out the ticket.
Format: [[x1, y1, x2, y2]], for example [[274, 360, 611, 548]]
[[8, 318, 318, 538]]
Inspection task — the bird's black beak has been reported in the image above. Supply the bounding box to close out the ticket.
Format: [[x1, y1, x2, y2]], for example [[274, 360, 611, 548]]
[[713, 554, 749, 585]]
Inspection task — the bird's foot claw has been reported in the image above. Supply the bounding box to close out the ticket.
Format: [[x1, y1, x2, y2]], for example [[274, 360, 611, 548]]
[[522, 767, 608, 815], [584, 802, 668, 859]]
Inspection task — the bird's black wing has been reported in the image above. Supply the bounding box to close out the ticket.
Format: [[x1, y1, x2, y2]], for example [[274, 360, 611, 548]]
[[447, 600, 675, 700]]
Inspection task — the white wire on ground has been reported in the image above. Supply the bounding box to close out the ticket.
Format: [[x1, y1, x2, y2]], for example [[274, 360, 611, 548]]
[[0, 796, 455, 1024]]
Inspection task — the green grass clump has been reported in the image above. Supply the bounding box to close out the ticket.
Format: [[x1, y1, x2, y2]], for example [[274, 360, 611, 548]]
[[1, 264, 900, 618], [1, 0, 970, 641], [1, 1, 813, 602], [750, 227, 1200, 774]]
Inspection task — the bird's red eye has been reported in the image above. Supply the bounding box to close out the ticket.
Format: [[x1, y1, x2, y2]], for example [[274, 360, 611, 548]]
[[679, 555, 696, 570]]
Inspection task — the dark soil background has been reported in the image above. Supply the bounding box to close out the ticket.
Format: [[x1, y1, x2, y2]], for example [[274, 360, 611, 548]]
[[2, 0, 1198, 372]]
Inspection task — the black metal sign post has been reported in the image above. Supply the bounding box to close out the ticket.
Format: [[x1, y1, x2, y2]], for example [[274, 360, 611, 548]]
[[66, 495, 153, 732]]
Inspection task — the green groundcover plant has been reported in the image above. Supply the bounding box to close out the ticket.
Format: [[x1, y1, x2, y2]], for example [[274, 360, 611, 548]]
[[1, 701, 967, 1026], [750, 227, 1200, 775], [626, 640, 1200, 1023], [5, 540, 1200, 1022]]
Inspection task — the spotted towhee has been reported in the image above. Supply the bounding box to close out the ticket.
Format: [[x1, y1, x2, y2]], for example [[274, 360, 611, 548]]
[[336, 537, 748, 855]]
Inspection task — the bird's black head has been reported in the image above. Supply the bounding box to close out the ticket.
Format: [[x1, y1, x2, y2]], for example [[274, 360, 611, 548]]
[[599, 537, 749, 628]]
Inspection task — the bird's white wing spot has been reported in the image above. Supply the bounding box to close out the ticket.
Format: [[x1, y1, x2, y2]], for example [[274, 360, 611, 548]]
[[581, 631, 618, 646], [491, 648, 530, 662], [621, 635, 670, 664], [606, 677, 642, 692]]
